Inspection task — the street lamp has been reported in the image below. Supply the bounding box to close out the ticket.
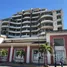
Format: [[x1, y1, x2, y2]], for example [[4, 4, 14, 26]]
[[53, 43, 56, 67]]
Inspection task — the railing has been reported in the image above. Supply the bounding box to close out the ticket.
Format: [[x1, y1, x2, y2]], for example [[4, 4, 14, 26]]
[[9, 26, 21, 29], [12, 15, 22, 17], [10, 22, 21, 24], [22, 21, 30, 23], [41, 20, 53, 24], [22, 30, 30, 32], [41, 14, 53, 18]]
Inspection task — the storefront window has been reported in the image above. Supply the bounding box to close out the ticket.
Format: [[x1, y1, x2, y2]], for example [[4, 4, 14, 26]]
[[13, 49, 25, 62], [0, 49, 8, 61], [32, 49, 44, 63], [56, 50, 65, 64]]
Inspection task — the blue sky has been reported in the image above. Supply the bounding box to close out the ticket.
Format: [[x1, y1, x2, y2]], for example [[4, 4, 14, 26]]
[[0, 0, 66, 29]]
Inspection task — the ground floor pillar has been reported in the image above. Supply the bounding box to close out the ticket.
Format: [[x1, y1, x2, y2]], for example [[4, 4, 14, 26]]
[[26, 46, 30, 63], [9, 46, 13, 62], [47, 51, 51, 64]]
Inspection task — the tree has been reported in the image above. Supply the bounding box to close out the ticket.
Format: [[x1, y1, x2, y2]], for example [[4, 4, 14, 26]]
[[39, 43, 53, 67]]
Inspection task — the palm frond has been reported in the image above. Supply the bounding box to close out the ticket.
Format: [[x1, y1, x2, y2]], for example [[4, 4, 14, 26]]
[[39, 43, 53, 54]]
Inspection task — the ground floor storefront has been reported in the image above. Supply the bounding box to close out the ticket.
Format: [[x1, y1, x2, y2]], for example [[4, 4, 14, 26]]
[[0, 45, 66, 64], [0, 30, 67, 64]]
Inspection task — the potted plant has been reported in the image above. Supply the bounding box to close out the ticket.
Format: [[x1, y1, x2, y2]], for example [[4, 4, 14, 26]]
[[0, 49, 8, 62], [16, 49, 25, 63]]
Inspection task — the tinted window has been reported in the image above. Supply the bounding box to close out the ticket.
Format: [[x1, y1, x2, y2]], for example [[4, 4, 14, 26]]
[[54, 38, 64, 46]]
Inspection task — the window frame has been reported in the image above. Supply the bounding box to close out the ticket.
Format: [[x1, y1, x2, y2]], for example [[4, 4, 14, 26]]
[[53, 37, 65, 46]]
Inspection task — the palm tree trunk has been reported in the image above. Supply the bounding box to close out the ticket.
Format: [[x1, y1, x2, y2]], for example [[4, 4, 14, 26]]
[[44, 52, 47, 66], [38, 52, 40, 64]]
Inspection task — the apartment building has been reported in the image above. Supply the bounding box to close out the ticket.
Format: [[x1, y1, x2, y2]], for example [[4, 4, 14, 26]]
[[0, 8, 66, 64], [1, 8, 63, 38]]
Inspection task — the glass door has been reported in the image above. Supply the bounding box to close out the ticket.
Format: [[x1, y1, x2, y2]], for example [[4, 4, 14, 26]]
[[32, 49, 44, 63], [56, 50, 65, 64]]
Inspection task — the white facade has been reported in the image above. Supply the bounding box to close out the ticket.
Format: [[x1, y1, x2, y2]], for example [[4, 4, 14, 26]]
[[1, 8, 63, 38]]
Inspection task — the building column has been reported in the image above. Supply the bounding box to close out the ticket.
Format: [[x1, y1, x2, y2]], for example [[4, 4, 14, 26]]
[[9, 46, 13, 62], [26, 46, 30, 63], [47, 51, 51, 64]]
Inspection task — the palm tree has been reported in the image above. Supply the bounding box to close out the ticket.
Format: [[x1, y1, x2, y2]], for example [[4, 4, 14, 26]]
[[39, 42, 53, 67]]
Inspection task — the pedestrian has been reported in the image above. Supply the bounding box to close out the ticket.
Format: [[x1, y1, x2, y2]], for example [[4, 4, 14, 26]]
[[60, 60, 63, 67]]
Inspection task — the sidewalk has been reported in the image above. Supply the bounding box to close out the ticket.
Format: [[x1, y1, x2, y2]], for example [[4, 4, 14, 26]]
[[0, 62, 67, 67]]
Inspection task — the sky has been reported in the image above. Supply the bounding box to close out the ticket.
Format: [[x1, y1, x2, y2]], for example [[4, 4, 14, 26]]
[[0, 0, 66, 29]]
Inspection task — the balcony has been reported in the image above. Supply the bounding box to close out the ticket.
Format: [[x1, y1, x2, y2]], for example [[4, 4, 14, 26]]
[[57, 19, 62, 21], [32, 12, 40, 14], [31, 28, 40, 32], [2, 25, 8, 28], [41, 26, 53, 29], [37, 23, 40, 26], [16, 19, 21, 21], [41, 14, 53, 18], [8, 30, 20, 33], [9, 26, 21, 29], [8, 35, 20, 38], [22, 30, 30, 32], [2, 21, 9, 23], [32, 16, 39, 18], [23, 12, 30, 15], [23, 16, 30, 19], [31, 25, 37, 27], [21, 35, 29, 38], [57, 24, 63, 27], [12, 15, 22, 17], [41, 20, 53, 23], [22, 25, 30, 28], [32, 21, 37, 23], [31, 35, 37, 37], [22, 21, 30, 24], [56, 13, 61, 16], [10, 22, 21, 24]]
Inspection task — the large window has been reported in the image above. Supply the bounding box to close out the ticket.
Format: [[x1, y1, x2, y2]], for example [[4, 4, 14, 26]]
[[55, 50, 65, 64], [57, 21, 62, 25], [54, 38, 64, 46], [32, 49, 44, 63]]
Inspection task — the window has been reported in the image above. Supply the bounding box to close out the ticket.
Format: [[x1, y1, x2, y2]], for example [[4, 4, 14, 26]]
[[54, 38, 64, 46], [56, 10, 61, 14], [46, 29, 53, 31], [56, 50, 65, 64], [45, 17, 53, 20], [57, 21, 62, 25], [57, 15, 61, 19], [58, 27, 62, 30]]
